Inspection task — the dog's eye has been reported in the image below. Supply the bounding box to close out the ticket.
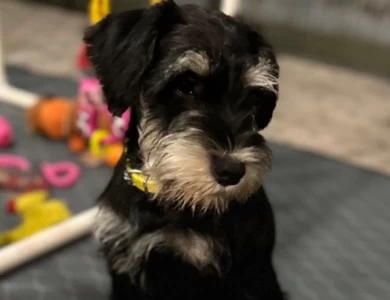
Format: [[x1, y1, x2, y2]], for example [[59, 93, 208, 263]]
[[247, 88, 275, 108], [176, 79, 195, 95], [247, 87, 278, 130], [173, 72, 199, 97]]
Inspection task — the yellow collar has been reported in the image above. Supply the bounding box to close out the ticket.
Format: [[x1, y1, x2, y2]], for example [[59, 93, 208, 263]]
[[123, 140, 158, 193], [124, 158, 158, 194]]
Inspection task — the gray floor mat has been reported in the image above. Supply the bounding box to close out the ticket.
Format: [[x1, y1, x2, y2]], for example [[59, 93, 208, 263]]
[[1, 67, 389, 300]]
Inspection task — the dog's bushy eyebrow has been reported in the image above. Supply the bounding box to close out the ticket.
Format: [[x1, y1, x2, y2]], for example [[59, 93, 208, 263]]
[[165, 50, 210, 78], [243, 28, 279, 92], [244, 58, 279, 94]]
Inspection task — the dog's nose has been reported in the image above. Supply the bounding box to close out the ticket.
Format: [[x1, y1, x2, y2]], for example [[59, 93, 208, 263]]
[[211, 156, 246, 186]]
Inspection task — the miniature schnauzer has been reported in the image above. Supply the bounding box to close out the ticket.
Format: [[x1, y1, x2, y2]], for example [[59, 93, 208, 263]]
[[84, 1, 285, 299]]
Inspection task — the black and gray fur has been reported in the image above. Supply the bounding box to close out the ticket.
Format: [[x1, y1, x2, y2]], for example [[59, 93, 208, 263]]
[[84, 1, 285, 299]]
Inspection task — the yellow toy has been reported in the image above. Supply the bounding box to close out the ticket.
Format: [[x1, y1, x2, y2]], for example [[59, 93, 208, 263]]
[[0, 190, 72, 246], [89, 0, 111, 25], [89, 0, 161, 25], [89, 129, 111, 158], [80, 129, 123, 167]]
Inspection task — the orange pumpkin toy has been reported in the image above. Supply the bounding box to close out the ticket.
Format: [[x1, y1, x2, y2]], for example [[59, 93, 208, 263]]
[[27, 96, 87, 153], [26, 96, 125, 167]]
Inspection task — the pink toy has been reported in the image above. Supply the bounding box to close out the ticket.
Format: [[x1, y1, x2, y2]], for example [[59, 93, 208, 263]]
[[0, 115, 13, 148], [0, 155, 80, 190], [76, 76, 131, 144], [101, 109, 131, 145], [40, 162, 81, 188], [77, 77, 102, 138], [0, 155, 45, 191], [0, 155, 31, 171]]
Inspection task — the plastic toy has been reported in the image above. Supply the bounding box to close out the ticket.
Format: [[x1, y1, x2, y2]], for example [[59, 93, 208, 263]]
[[0, 154, 44, 191], [84, 129, 123, 167], [74, 0, 128, 168], [27, 96, 74, 139], [25, 89, 129, 167], [0, 154, 31, 171], [76, 77, 129, 167], [0, 115, 13, 148], [104, 143, 124, 167], [77, 77, 103, 137], [27, 95, 87, 153], [0, 190, 71, 246], [89, 0, 110, 25], [0, 155, 80, 190], [40, 161, 81, 188], [104, 111, 131, 144], [0, 169, 47, 191], [0, 207, 98, 275], [89, 129, 111, 158], [77, 76, 131, 141], [84, 127, 127, 167], [77, 44, 93, 75], [76, 77, 130, 143]]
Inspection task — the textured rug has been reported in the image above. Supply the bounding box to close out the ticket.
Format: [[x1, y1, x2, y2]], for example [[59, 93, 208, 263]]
[[0, 67, 389, 300]]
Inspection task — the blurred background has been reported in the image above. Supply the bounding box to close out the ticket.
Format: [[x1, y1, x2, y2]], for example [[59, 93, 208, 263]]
[[0, 0, 389, 299]]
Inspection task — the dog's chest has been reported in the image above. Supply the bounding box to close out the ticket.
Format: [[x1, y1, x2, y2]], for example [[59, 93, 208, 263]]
[[94, 206, 226, 276]]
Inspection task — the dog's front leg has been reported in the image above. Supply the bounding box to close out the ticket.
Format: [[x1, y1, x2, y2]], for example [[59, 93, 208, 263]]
[[142, 247, 222, 299], [127, 229, 229, 300], [225, 263, 286, 300], [110, 269, 141, 300]]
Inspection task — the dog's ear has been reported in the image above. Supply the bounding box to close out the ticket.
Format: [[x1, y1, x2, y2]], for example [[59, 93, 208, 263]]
[[84, 1, 183, 116]]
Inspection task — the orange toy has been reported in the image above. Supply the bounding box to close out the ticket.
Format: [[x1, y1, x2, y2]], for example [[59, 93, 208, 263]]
[[27, 96, 87, 153], [105, 143, 124, 167], [27, 96, 125, 167]]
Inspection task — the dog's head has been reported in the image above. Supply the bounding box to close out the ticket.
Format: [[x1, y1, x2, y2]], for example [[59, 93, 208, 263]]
[[84, 1, 279, 213]]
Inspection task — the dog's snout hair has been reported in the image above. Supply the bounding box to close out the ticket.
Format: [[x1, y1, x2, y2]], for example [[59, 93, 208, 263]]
[[138, 107, 272, 213]]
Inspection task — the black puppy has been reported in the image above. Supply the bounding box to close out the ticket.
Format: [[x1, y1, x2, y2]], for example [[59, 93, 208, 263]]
[[84, 1, 284, 299]]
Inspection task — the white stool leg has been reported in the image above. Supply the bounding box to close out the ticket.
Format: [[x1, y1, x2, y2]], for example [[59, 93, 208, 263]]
[[0, 207, 99, 275], [0, 18, 38, 108], [220, 0, 242, 16]]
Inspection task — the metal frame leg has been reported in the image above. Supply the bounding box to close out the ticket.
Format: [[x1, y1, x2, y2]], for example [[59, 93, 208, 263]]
[[220, 0, 242, 16], [0, 19, 38, 108]]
